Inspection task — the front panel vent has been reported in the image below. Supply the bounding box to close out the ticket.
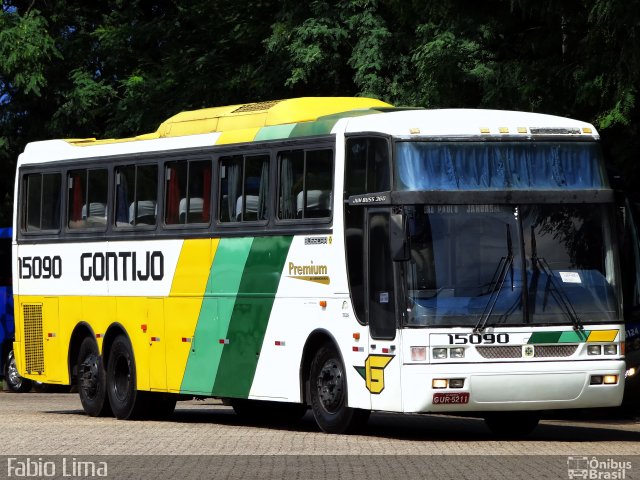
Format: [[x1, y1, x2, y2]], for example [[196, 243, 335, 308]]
[[23, 303, 44, 374]]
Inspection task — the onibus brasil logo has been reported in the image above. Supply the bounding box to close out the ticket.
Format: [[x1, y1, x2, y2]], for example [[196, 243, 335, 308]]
[[354, 355, 394, 394]]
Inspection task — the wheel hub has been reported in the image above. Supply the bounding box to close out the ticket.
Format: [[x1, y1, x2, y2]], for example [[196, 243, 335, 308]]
[[79, 354, 99, 398], [316, 359, 343, 412], [7, 355, 22, 388]]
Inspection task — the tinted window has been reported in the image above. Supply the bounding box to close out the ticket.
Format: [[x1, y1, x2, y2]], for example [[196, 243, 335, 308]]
[[165, 160, 211, 225], [115, 164, 158, 227], [23, 172, 61, 232], [67, 169, 108, 230]]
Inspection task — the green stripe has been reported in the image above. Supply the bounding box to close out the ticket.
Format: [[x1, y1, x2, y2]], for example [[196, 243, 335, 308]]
[[180, 237, 253, 393], [254, 124, 297, 141], [528, 330, 590, 344], [212, 235, 293, 398], [289, 119, 339, 137]]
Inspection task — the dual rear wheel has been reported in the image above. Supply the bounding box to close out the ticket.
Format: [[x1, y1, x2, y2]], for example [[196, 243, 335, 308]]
[[77, 335, 176, 419]]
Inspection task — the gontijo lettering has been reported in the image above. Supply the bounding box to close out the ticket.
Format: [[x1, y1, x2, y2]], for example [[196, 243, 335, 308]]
[[80, 251, 164, 281]]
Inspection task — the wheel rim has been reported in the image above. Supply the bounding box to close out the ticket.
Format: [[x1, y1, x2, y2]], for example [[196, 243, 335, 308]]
[[316, 358, 344, 413], [79, 353, 100, 399], [7, 353, 22, 389], [113, 354, 131, 402]]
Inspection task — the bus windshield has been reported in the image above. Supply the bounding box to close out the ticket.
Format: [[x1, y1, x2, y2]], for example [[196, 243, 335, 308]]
[[404, 204, 620, 327], [395, 141, 606, 191]]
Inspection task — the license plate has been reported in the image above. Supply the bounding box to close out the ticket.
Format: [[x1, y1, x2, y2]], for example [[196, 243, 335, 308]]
[[433, 392, 470, 405]]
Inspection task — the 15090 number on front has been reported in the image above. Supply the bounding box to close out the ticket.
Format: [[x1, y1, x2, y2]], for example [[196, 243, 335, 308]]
[[447, 333, 510, 345]]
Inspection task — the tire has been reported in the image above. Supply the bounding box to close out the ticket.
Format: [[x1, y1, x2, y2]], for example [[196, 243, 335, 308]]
[[309, 343, 369, 433], [77, 337, 111, 416], [106, 335, 144, 420], [484, 411, 540, 438], [231, 399, 308, 424], [4, 350, 32, 393]]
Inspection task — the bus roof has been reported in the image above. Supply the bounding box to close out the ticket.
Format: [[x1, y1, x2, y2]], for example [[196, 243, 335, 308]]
[[18, 98, 599, 165], [66, 97, 393, 146]]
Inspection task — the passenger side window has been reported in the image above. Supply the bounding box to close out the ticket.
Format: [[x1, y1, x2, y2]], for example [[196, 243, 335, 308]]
[[278, 148, 333, 220], [164, 159, 211, 225], [344, 137, 390, 197], [115, 164, 158, 227], [67, 168, 108, 230], [23, 172, 61, 232], [219, 154, 270, 222]]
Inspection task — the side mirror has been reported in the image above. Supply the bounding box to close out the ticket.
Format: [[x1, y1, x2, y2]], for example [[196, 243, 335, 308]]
[[390, 211, 410, 261]]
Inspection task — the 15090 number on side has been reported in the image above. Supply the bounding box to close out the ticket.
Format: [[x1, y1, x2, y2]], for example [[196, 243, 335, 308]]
[[18, 256, 62, 279], [447, 333, 510, 345]]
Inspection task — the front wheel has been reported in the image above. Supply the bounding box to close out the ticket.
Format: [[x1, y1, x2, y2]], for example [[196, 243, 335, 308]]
[[5, 350, 32, 393], [484, 411, 540, 438], [309, 343, 369, 433], [77, 337, 111, 416], [106, 335, 143, 419]]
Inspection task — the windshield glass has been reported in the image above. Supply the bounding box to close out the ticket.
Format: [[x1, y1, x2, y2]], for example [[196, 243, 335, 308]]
[[395, 142, 606, 191], [404, 204, 620, 327]]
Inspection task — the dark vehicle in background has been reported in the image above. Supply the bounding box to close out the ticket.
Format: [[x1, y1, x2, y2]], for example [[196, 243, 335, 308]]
[[0, 227, 32, 392], [618, 193, 640, 407]]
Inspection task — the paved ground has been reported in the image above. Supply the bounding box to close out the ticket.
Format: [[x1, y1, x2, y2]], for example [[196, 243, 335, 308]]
[[0, 392, 638, 478]]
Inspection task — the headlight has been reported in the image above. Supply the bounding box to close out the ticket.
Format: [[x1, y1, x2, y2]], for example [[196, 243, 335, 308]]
[[587, 345, 601, 356], [433, 348, 448, 359]]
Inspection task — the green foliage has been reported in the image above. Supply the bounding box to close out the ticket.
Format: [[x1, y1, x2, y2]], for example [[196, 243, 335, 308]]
[[0, 9, 61, 96], [0, 0, 640, 225]]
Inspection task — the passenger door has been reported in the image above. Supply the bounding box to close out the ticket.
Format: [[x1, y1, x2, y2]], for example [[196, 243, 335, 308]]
[[366, 209, 402, 411]]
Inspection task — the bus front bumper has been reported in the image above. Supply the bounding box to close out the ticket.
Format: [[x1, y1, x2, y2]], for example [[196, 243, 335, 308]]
[[401, 359, 626, 413]]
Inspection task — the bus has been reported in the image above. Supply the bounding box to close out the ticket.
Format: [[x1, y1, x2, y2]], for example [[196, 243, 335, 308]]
[[12, 97, 625, 436], [0, 227, 32, 392]]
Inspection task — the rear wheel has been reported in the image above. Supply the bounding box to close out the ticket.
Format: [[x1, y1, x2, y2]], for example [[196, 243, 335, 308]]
[[309, 343, 369, 433], [484, 411, 540, 438], [77, 337, 110, 416], [106, 335, 144, 419], [5, 350, 32, 393]]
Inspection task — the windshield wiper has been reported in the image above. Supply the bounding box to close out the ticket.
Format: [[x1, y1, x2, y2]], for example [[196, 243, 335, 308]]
[[474, 224, 514, 333], [530, 226, 584, 331]]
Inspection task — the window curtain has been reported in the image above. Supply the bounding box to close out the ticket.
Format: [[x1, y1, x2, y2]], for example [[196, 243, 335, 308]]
[[226, 159, 241, 221], [257, 159, 269, 220], [166, 167, 180, 224], [115, 171, 129, 224], [280, 155, 295, 219], [395, 143, 604, 191], [202, 163, 211, 221], [71, 174, 84, 222]]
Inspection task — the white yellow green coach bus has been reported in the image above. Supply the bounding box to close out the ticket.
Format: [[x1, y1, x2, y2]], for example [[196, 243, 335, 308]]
[[12, 97, 625, 437]]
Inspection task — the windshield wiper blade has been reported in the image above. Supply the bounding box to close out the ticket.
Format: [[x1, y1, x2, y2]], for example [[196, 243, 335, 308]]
[[530, 226, 584, 331], [474, 224, 514, 333]]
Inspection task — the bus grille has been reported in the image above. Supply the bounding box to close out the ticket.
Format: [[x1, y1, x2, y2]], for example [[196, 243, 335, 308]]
[[476, 344, 578, 359], [533, 345, 578, 357], [23, 304, 44, 374], [476, 346, 521, 358]]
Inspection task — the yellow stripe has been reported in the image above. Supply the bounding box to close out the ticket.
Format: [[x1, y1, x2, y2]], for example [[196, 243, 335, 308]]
[[587, 330, 618, 342], [170, 238, 218, 296], [165, 238, 219, 391], [215, 127, 261, 145]]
